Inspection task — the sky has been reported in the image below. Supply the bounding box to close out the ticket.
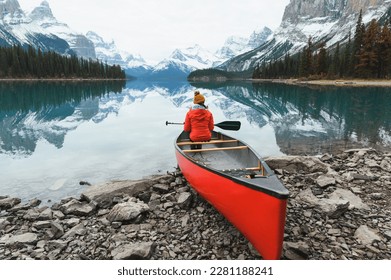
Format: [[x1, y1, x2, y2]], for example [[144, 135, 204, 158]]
[[18, 0, 290, 63]]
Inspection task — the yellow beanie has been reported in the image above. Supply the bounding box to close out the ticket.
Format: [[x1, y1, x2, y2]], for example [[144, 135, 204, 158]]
[[193, 91, 205, 104]]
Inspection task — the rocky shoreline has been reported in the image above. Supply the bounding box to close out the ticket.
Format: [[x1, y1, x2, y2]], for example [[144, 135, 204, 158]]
[[1, 148, 390, 260]]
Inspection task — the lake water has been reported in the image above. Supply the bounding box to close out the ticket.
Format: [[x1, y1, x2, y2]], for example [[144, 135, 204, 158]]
[[1, 80, 390, 204]]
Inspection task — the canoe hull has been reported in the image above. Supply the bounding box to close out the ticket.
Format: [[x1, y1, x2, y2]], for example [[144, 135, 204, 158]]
[[175, 133, 288, 260]]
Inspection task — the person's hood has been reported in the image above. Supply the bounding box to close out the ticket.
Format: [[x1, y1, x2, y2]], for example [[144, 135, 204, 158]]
[[190, 105, 209, 121], [192, 104, 206, 110]]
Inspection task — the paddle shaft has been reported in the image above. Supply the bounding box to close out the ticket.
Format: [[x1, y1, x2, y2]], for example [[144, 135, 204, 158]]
[[166, 121, 241, 131]]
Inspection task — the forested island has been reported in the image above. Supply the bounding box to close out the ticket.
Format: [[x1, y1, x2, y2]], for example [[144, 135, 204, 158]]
[[0, 45, 126, 80]]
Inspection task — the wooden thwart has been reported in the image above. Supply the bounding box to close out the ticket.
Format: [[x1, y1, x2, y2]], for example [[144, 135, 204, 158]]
[[183, 146, 248, 153], [246, 165, 265, 176], [177, 139, 238, 146], [245, 167, 262, 171]]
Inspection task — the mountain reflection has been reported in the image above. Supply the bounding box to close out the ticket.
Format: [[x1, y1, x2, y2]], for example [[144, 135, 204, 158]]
[[191, 81, 391, 154], [1, 80, 390, 203], [1, 80, 390, 158], [0, 81, 125, 156]]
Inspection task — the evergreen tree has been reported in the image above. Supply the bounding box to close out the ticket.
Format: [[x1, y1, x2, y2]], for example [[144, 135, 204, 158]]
[[251, 13, 391, 80], [299, 37, 314, 77], [330, 42, 341, 77], [377, 24, 391, 78], [0, 45, 126, 79], [352, 9, 365, 76], [341, 33, 352, 77], [356, 19, 380, 78], [315, 42, 328, 76]]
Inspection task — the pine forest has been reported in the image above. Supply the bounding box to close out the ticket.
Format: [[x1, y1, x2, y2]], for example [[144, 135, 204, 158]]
[[0, 45, 126, 79], [253, 12, 391, 80]]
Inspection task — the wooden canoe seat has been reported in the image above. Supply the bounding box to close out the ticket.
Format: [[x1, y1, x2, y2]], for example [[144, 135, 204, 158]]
[[177, 139, 238, 146], [182, 146, 248, 153]]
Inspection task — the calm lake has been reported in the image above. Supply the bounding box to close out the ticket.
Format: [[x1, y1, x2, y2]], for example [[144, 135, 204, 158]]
[[1, 80, 390, 204]]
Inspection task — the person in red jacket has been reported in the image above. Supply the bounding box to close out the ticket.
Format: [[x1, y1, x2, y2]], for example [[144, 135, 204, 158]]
[[184, 90, 214, 143]]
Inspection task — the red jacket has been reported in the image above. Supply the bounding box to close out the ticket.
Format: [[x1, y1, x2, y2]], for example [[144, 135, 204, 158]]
[[184, 105, 214, 142]]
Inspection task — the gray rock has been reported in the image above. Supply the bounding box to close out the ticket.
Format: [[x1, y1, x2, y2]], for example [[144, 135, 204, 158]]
[[283, 241, 310, 260], [316, 175, 336, 188], [0, 197, 21, 210], [370, 193, 383, 200], [62, 223, 87, 239], [63, 218, 80, 227], [328, 189, 369, 210], [181, 214, 190, 227], [81, 175, 172, 208], [153, 184, 170, 194], [32, 220, 52, 229], [38, 208, 53, 220], [176, 192, 192, 209], [265, 156, 328, 173], [107, 201, 149, 223], [24, 208, 40, 221], [383, 231, 391, 240], [47, 240, 68, 251], [148, 200, 161, 211], [380, 159, 391, 172], [350, 173, 379, 181], [0, 233, 38, 246], [29, 198, 42, 207], [49, 221, 64, 239], [175, 177, 183, 186], [0, 218, 10, 230], [111, 242, 155, 260], [354, 225, 382, 245], [59, 199, 95, 216], [366, 159, 380, 168], [297, 188, 349, 218]]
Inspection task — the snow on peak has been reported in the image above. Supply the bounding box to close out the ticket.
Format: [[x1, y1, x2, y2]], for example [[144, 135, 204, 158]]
[[167, 44, 219, 69], [29, 1, 54, 21], [0, 0, 26, 24], [215, 26, 273, 61], [85, 31, 148, 68]]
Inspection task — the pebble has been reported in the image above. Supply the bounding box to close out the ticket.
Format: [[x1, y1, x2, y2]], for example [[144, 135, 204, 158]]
[[0, 149, 390, 260]]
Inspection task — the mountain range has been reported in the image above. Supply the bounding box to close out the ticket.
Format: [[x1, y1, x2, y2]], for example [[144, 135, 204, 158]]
[[219, 0, 391, 72], [125, 27, 272, 80], [0, 0, 272, 80], [3, 0, 390, 80]]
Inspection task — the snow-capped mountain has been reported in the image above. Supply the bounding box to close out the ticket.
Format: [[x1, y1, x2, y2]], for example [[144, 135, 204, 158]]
[[86, 24, 272, 80], [30, 1, 96, 58], [0, 0, 95, 57], [1, 0, 279, 80], [139, 28, 273, 80], [144, 45, 220, 80], [0, 0, 148, 74], [215, 27, 272, 65], [86, 31, 147, 68], [220, 0, 391, 72]]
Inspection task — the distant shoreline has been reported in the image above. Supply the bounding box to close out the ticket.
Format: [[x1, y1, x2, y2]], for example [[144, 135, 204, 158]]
[[252, 78, 391, 87], [0, 78, 128, 82]]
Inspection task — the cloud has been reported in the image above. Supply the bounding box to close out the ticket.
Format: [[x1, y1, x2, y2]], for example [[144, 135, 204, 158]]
[[18, 0, 289, 62]]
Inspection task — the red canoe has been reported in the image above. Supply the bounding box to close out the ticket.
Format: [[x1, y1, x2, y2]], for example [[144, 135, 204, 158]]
[[175, 130, 289, 260]]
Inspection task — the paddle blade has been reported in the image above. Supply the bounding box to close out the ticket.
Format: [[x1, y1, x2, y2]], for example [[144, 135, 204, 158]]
[[215, 121, 241, 131]]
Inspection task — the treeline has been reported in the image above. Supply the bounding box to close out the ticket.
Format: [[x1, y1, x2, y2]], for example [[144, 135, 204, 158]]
[[253, 11, 391, 80], [188, 68, 251, 81], [0, 45, 126, 79]]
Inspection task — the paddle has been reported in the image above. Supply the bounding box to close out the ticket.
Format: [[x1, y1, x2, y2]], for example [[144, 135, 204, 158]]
[[165, 121, 241, 131]]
